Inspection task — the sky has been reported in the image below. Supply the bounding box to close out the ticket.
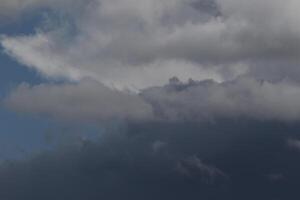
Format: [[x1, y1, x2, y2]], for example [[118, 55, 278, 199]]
[[1, 0, 300, 199]]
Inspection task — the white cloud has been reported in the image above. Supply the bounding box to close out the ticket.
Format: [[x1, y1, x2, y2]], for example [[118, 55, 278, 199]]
[[1, 33, 223, 89], [3, 0, 300, 122], [2, 0, 300, 89]]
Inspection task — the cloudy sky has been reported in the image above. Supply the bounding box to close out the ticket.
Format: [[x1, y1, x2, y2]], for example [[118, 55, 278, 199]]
[[1, 0, 300, 199]]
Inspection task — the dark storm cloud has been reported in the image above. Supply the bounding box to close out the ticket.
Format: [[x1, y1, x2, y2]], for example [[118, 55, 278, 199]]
[[2, 1, 300, 199], [0, 120, 299, 200]]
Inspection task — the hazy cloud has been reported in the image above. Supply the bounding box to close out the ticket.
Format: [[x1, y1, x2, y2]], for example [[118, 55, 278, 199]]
[[5, 77, 300, 122], [142, 77, 300, 121], [287, 139, 300, 151], [4, 80, 153, 121], [176, 156, 227, 184]]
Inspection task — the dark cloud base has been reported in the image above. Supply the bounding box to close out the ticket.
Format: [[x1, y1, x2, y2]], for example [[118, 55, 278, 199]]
[[0, 120, 299, 200]]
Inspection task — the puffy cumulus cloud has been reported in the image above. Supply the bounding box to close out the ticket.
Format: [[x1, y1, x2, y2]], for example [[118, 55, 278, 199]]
[[3, 0, 300, 89], [4, 80, 153, 121], [213, 0, 300, 60]]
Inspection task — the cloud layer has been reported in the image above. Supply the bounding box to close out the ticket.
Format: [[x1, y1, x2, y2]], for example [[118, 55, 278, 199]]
[[2, 0, 300, 89], [4, 80, 153, 121], [5, 77, 300, 122], [0, 120, 299, 200], [2, 0, 300, 122], [2, 2, 300, 199]]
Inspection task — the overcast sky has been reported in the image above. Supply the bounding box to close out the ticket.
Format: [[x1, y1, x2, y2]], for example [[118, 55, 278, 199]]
[[1, 0, 300, 199]]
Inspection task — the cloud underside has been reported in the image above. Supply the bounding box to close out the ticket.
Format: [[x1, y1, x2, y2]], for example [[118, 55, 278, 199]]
[[0, 120, 299, 200], [1, 0, 300, 121]]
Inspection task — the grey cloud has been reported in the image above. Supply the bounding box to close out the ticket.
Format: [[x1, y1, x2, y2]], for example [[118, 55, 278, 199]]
[[142, 77, 300, 121], [287, 139, 300, 151], [3, 0, 300, 123], [5, 76, 300, 122], [0, 0, 89, 18], [176, 156, 227, 184], [3, 0, 300, 89], [4, 80, 153, 121]]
